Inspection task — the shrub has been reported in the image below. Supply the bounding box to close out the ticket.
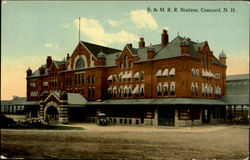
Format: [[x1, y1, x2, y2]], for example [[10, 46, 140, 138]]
[[0, 114, 14, 128]]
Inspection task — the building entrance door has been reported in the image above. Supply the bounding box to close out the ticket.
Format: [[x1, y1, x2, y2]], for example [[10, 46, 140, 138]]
[[202, 107, 210, 123], [46, 106, 59, 124], [158, 107, 175, 126]]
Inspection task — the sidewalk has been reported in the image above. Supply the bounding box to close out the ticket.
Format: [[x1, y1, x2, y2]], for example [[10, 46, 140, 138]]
[[58, 123, 237, 133]]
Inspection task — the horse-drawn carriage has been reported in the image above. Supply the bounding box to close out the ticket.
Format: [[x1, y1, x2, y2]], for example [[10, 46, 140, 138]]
[[97, 113, 111, 125]]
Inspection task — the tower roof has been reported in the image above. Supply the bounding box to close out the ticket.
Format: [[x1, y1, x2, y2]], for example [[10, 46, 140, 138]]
[[219, 50, 227, 59]]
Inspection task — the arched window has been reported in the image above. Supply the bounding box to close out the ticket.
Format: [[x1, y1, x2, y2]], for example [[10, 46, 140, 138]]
[[196, 69, 199, 79], [195, 83, 199, 96], [124, 56, 128, 68], [92, 75, 95, 84], [157, 83, 162, 96], [75, 58, 85, 69], [191, 83, 194, 96], [191, 68, 195, 79], [141, 71, 144, 81]]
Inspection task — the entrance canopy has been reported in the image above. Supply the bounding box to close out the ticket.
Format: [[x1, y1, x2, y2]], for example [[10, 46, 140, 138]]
[[86, 98, 225, 106], [45, 92, 88, 107]]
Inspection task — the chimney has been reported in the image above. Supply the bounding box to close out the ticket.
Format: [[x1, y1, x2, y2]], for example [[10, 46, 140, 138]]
[[147, 44, 155, 59], [26, 67, 32, 77], [139, 38, 145, 48], [66, 53, 70, 61], [161, 29, 169, 48], [126, 43, 132, 48], [46, 56, 52, 68]]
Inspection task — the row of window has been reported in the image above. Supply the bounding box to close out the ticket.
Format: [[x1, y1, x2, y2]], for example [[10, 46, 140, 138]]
[[1, 105, 25, 114], [108, 85, 145, 97], [120, 55, 133, 69], [157, 82, 176, 96], [30, 91, 39, 97], [155, 68, 176, 78], [108, 71, 144, 83], [66, 74, 95, 86]]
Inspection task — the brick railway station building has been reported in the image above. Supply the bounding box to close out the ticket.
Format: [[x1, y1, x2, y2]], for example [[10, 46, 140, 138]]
[[25, 29, 227, 126]]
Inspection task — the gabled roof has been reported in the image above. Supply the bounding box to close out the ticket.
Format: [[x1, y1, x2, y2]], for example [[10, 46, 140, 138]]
[[150, 36, 200, 61], [126, 46, 138, 56], [53, 60, 66, 69], [136, 44, 162, 63], [81, 41, 122, 57]]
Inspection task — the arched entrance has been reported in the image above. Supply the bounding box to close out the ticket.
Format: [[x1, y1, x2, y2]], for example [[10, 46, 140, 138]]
[[46, 106, 59, 124]]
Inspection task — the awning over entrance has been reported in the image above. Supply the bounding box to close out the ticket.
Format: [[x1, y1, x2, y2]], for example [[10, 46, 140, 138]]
[[86, 98, 226, 106], [68, 93, 88, 106], [45, 92, 88, 107]]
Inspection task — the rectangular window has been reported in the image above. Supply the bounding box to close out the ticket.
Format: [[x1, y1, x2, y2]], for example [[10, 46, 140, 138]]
[[113, 89, 117, 97], [82, 73, 85, 84], [75, 74, 77, 85], [119, 88, 122, 97], [92, 88, 95, 98], [141, 72, 144, 81], [157, 83, 162, 96], [88, 76, 91, 84], [129, 88, 132, 97], [129, 61, 133, 68], [92, 76, 95, 84], [78, 74, 81, 84], [164, 86, 168, 96], [88, 88, 91, 98], [170, 86, 175, 96], [124, 88, 127, 97], [141, 87, 144, 96], [69, 78, 72, 86]]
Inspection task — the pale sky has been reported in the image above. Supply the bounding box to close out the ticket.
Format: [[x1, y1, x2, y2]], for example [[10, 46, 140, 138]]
[[1, 1, 249, 100]]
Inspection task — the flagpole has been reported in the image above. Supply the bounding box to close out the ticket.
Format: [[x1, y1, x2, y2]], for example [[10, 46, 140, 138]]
[[79, 17, 80, 42]]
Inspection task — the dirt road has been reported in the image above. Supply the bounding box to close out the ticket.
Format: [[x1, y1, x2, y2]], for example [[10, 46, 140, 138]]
[[1, 124, 248, 159]]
